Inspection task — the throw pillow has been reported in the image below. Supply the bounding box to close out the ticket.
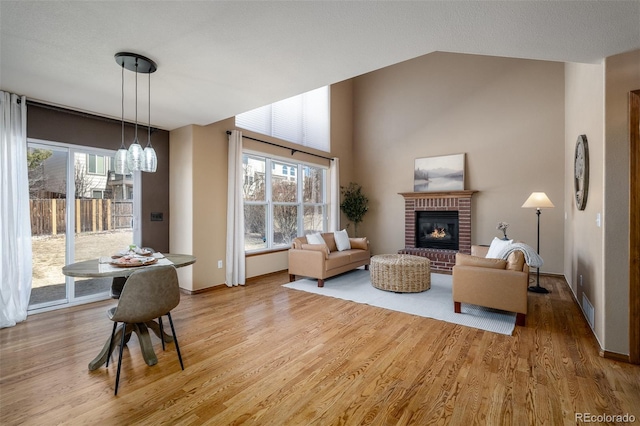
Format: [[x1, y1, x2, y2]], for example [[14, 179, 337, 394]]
[[349, 237, 368, 250], [334, 229, 351, 251], [486, 237, 513, 259], [306, 232, 330, 253]]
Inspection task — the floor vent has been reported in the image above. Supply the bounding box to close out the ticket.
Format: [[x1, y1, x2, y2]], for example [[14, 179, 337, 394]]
[[582, 293, 595, 328]]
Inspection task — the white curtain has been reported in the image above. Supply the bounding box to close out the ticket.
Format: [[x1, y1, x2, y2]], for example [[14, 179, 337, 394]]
[[329, 157, 340, 231], [0, 92, 32, 328], [225, 130, 245, 286]]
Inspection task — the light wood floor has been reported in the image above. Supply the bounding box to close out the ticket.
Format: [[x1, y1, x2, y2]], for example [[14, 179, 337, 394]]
[[1, 272, 639, 425]]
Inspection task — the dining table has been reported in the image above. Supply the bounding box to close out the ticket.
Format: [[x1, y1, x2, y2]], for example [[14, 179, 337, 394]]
[[62, 253, 196, 371]]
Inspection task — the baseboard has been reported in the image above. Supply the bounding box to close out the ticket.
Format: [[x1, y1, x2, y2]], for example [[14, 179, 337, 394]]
[[562, 276, 634, 364], [181, 284, 227, 295], [247, 269, 289, 283], [599, 348, 631, 363]]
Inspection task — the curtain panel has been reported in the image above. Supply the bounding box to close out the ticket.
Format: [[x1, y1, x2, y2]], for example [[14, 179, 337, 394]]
[[329, 157, 340, 231], [225, 130, 246, 286], [0, 92, 32, 328]]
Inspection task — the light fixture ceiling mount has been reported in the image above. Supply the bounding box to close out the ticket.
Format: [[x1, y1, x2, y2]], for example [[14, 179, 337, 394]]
[[115, 52, 157, 74]]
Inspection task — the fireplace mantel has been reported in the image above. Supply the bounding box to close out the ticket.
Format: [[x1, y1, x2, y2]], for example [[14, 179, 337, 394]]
[[398, 190, 477, 200], [399, 190, 477, 273]]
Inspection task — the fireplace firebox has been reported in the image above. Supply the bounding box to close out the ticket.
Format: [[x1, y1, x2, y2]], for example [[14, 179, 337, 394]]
[[416, 211, 459, 250]]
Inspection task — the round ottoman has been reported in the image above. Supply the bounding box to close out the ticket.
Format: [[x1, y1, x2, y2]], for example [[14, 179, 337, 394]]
[[370, 254, 431, 293]]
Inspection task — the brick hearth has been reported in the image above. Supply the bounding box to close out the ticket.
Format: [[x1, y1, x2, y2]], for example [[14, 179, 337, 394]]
[[398, 191, 476, 273]]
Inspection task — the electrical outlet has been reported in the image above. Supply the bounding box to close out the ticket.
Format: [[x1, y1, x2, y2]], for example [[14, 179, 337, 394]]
[[218, 260, 223, 269], [580, 275, 583, 286]]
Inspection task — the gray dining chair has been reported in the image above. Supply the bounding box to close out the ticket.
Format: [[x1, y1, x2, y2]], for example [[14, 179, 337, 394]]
[[106, 265, 184, 395]]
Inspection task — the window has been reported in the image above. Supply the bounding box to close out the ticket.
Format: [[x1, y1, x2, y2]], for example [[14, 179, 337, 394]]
[[243, 153, 327, 252], [235, 86, 330, 152], [87, 154, 106, 175]]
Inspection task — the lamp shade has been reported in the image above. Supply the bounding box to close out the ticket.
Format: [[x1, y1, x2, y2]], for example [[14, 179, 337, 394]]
[[127, 138, 144, 171], [522, 192, 555, 209], [142, 145, 157, 173], [115, 147, 128, 175]]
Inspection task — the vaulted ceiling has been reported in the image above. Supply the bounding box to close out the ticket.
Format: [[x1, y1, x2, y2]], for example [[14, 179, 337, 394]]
[[1, 1, 639, 131]]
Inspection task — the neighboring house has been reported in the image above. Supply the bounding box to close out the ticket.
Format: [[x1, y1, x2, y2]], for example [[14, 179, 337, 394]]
[[31, 151, 133, 200]]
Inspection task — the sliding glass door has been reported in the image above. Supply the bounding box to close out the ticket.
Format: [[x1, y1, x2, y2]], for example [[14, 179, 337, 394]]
[[28, 143, 69, 307], [27, 139, 138, 311]]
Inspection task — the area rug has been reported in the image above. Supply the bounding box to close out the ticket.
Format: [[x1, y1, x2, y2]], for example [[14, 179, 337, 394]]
[[283, 269, 516, 335]]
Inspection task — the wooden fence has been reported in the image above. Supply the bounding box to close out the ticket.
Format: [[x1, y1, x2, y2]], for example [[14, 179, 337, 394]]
[[30, 199, 133, 236]]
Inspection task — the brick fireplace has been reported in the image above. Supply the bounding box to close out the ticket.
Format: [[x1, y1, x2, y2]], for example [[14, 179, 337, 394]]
[[398, 190, 476, 273]]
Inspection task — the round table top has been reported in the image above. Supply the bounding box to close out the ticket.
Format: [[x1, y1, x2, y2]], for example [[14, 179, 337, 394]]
[[371, 253, 430, 266], [62, 253, 196, 278]]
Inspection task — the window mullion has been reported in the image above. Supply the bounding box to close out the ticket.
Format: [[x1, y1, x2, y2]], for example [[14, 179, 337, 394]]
[[297, 164, 303, 237], [266, 158, 273, 249]]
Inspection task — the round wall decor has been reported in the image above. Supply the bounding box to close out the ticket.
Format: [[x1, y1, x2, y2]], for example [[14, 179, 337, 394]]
[[574, 134, 589, 210]]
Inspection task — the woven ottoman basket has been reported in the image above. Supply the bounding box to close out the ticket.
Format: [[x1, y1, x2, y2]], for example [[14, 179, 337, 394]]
[[370, 254, 431, 293]]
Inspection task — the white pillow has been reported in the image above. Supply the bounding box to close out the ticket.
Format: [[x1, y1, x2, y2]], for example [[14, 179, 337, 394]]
[[334, 229, 351, 251], [306, 232, 329, 252], [485, 237, 513, 259]]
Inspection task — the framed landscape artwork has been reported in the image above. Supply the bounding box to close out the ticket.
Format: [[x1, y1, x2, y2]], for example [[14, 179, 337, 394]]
[[414, 153, 465, 192]]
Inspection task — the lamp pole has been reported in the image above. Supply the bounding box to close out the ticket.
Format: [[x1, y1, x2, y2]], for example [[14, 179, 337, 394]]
[[522, 192, 553, 294], [529, 208, 549, 293]]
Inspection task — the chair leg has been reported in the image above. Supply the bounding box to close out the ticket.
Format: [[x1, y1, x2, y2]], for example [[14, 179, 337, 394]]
[[158, 317, 166, 351], [166, 313, 184, 370], [115, 321, 127, 395], [107, 322, 118, 367]]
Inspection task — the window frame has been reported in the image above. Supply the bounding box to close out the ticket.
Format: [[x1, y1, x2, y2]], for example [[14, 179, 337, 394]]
[[243, 151, 327, 254], [87, 153, 106, 175]]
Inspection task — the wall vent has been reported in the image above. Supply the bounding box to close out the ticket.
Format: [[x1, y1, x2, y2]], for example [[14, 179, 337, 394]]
[[582, 293, 595, 329]]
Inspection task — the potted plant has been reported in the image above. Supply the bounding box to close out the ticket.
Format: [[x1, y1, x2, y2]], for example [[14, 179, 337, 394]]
[[340, 182, 369, 237]]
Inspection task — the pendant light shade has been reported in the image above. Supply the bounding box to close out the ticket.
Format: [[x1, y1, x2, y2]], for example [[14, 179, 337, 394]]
[[142, 71, 157, 172], [142, 145, 157, 173], [115, 52, 157, 173], [127, 137, 144, 171], [115, 147, 128, 175]]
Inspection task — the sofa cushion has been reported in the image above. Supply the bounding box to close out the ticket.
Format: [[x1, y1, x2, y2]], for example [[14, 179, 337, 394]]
[[334, 229, 351, 251], [325, 251, 352, 270], [455, 253, 507, 269], [486, 237, 513, 258], [346, 249, 370, 263], [301, 244, 330, 260], [506, 251, 525, 271]]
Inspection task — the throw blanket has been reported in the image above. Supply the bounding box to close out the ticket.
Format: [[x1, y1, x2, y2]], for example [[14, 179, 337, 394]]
[[496, 242, 544, 268]]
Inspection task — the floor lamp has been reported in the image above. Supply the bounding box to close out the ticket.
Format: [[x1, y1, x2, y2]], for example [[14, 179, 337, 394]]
[[522, 192, 554, 293]]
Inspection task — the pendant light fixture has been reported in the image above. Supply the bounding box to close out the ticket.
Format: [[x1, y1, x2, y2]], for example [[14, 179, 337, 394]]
[[114, 52, 157, 173]]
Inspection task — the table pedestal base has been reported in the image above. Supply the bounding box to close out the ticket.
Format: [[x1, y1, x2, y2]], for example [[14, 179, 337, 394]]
[[88, 320, 173, 371]]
